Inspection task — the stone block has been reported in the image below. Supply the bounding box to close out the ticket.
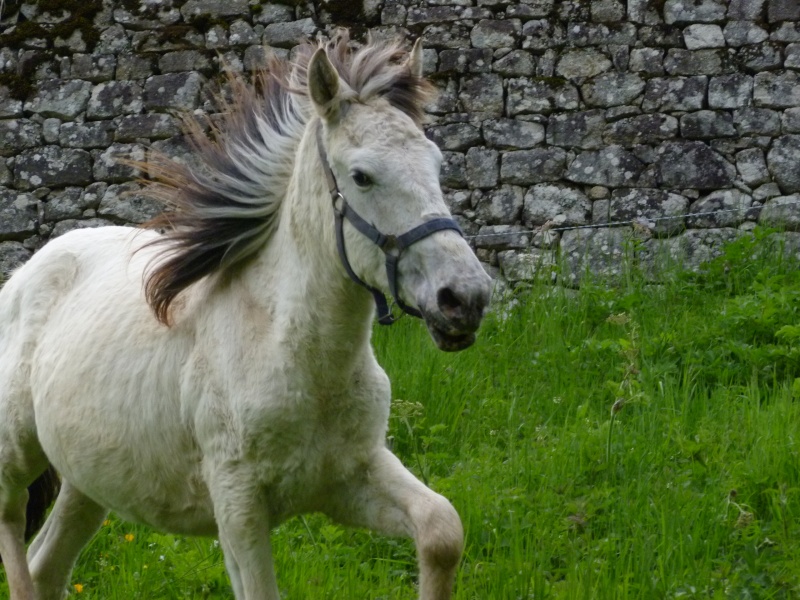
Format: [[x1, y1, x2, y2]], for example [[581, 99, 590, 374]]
[[728, 0, 766, 20], [787, 43, 800, 69], [646, 228, 743, 275], [767, 135, 800, 193], [603, 114, 679, 146], [759, 195, 800, 230], [440, 152, 467, 188], [733, 107, 781, 135], [629, 48, 665, 75], [523, 184, 590, 227], [736, 148, 770, 186], [507, 78, 579, 115], [610, 188, 688, 236], [159, 50, 210, 73], [14, 147, 92, 190], [427, 123, 482, 152], [88, 81, 143, 119], [180, 0, 249, 18], [754, 71, 800, 108], [768, 0, 800, 22], [684, 24, 725, 49], [473, 185, 524, 225], [0, 241, 31, 278], [24, 79, 92, 119], [229, 20, 260, 46], [470, 19, 520, 49], [498, 248, 557, 282], [43, 186, 98, 221], [723, 21, 769, 46], [438, 49, 493, 74], [566, 146, 644, 188], [664, 49, 725, 76], [555, 49, 612, 79], [459, 74, 503, 116], [492, 50, 536, 77], [546, 110, 605, 150], [567, 23, 637, 46], [92, 143, 146, 183], [592, 0, 625, 23], [144, 72, 203, 111], [642, 77, 707, 112], [680, 111, 736, 139], [59, 121, 114, 148], [407, 6, 490, 26], [739, 42, 783, 71], [0, 189, 37, 241], [581, 73, 645, 107], [98, 182, 163, 224], [115, 114, 180, 142], [117, 54, 154, 80], [687, 189, 752, 228], [783, 108, 800, 133], [500, 148, 567, 185], [664, 0, 727, 23], [465, 147, 499, 189], [483, 119, 544, 149], [96, 24, 131, 55], [655, 141, 736, 190], [68, 54, 116, 82], [560, 227, 629, 285], [522, 19, 565, 51], [708, 74, 753, 109], [262, 19, 317, 48], [474, 225, 531, 251], [0, 120, 41, 157], [253, 4, 295, 24], [50, 218, 116, 238]]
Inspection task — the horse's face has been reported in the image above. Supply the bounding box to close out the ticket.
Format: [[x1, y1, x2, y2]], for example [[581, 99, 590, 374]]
[[309, 46, 492, 351]]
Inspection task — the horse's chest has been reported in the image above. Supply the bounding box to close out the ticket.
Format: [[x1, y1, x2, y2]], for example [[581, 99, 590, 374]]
[[239, 377, 391, 514]]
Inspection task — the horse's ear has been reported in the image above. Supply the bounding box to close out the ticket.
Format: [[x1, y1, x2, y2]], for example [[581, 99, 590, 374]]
[[406, 38, 424, 78], [308, 48, 343, 124]]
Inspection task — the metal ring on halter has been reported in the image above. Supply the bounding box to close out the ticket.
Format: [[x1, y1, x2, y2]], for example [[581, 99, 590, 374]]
[[316, 123, 464, 326]]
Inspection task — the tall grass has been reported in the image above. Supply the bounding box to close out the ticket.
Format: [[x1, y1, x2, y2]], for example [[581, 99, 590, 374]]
[[2, 229, 800, 598]]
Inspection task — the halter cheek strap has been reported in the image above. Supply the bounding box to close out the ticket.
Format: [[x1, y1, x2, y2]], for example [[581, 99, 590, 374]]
[[316, 124, 464, 325]]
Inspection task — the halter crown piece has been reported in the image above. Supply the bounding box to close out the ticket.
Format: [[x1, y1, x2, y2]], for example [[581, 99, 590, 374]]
[[316, 124, 464, 325]]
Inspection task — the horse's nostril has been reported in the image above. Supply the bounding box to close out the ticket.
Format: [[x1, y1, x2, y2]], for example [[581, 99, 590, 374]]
[[437, 287, 463, 319]]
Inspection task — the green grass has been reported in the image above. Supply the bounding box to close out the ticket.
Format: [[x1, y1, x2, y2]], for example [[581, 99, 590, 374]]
[[4, 229, 800, 598]]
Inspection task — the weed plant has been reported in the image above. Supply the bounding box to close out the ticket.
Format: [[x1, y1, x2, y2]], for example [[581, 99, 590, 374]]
[[2, 228, 800, 598]]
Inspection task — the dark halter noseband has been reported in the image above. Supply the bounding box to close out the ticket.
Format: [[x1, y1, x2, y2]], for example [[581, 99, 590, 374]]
[[316, 124, 464, 325]]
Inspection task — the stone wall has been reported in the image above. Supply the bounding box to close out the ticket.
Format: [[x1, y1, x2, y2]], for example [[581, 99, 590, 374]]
[[0, 0, 799, 284]]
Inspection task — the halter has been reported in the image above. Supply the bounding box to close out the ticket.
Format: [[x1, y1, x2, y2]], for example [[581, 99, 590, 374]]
[[316, 124, 464, 325]]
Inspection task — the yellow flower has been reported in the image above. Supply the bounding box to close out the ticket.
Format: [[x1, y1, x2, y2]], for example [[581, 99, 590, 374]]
[[124, 533, 135, 542], [102, 519, 111, 526], [74, 583, 84, 593]]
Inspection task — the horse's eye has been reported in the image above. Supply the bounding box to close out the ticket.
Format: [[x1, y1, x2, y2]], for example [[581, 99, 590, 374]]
[[351, 170, 373, 188]]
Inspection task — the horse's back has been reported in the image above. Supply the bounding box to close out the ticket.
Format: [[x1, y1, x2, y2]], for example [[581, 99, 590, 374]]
[[0, 226, 154, 365]]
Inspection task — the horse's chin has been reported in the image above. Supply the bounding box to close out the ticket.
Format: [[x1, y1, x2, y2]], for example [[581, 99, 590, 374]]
[[425, 322, 476, 352]]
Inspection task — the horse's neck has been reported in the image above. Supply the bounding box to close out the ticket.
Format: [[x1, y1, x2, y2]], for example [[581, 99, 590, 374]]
[[237, 125, 376, 377]]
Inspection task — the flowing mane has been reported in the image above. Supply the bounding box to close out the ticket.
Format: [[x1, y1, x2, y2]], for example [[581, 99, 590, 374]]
[[143, 32, 436, 325]]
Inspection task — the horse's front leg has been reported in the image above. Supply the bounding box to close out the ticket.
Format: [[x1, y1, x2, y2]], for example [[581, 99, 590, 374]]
[[206, 464, 280, 600], [324, 448, 464, 600]]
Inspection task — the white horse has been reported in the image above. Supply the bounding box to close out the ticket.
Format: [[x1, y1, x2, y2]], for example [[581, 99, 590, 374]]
[[0, 33, 492, 600]]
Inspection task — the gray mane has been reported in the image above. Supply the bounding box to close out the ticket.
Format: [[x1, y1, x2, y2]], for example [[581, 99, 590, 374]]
[[143, 32, 435, 325]]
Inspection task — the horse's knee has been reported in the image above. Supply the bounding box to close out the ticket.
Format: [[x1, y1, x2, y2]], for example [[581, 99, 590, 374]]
[[416, 495, 464, 572]]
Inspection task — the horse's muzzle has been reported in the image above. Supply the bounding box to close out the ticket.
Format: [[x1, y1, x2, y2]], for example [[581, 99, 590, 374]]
[[421, 274, 492, 352]]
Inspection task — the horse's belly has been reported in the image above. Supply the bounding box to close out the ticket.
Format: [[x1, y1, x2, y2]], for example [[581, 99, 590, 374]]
[[39, 416, 217, 536]]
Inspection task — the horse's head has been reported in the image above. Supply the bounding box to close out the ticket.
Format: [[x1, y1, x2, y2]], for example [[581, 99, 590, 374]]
[[308, 38, 492, 351]]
